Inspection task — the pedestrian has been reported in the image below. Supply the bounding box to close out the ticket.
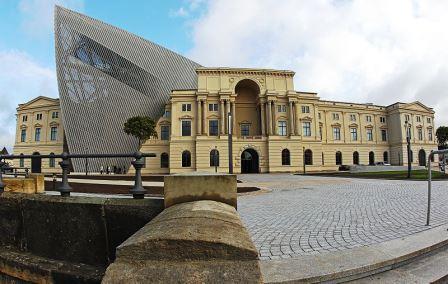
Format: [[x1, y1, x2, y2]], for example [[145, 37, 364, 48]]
[[106, 166, 110, 175], [100, 165, 104, 175]]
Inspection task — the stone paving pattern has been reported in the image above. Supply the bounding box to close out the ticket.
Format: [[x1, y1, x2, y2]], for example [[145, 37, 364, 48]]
[[237, 174, 448, 261]]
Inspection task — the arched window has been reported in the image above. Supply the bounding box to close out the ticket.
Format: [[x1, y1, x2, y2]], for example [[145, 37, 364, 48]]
[[160, 153, 169, 168], [336, 151, 342, 165], [369, 151, 375, 165], [383, 151, 389, 163], [418, 149, 426, 166], [182, 150, 191, 167], [19, 153, 24, 168], [353, 151, 359, 165], [210, 149, 219, 167], [282, 149, 290, 165], [49, 152, 55, 168], [304, 149, 313, 165]]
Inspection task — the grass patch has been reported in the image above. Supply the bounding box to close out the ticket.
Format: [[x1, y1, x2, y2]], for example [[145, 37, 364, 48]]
[[336, 170, 448, 180]]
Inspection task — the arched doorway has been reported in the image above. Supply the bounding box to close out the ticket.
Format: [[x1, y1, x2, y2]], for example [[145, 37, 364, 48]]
[[31, 152, 42, 173], [241, 149, 259, 173], [336, 151, 342, 165], [369, 151, 375, 165], [353, 151, 359, 165], [235, 79, 261, 137], [304, 149, 313, 165], [383, 151, 389, 163], [418, 149, 426, 166]]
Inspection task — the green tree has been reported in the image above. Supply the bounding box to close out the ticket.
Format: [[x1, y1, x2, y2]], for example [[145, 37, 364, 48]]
[[436, 126, 448, 149], [124, 116, 157, 147]]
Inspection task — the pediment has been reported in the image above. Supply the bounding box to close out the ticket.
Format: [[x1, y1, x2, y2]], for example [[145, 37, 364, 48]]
[[365, 124, 374, 129], [179, 115, 194, 120], [34, 123, 43, 128], [300, 116, 313, 121], [402, 101, 434, 113], [19, 96, 59, 109], [49, 121, 59, 127], [206, 114, 220, 119], [348, 123, 358, 128], [331, 122, 341, 127]]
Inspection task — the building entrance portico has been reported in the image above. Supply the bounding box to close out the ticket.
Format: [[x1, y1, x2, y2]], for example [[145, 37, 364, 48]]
[[241, 148, 259, 173]]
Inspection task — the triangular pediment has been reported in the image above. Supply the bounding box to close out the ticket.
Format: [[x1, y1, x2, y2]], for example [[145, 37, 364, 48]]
[[19, 96, 59, 109], [402, 101, 434, 113]]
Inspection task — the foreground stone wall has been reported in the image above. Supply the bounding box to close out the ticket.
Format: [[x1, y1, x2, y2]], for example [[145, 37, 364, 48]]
[[3, 174, 45, 194]]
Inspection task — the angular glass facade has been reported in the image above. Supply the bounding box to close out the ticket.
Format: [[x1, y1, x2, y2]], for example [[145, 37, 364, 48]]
[[54, 6, 201, 171]]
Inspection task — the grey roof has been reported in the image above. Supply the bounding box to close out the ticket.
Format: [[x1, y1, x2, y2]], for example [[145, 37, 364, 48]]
[[54, 6, 201, 171]]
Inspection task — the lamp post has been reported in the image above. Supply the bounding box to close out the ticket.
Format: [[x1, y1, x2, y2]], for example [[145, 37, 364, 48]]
[[228, 112, 233, 174], [85, 148, 88, 176], [214, 146, 218, 173], [405, 121, 411, 179], [303, 146, 306, 175]]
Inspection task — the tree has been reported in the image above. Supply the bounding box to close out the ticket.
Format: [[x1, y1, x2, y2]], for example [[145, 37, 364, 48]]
[[436, 126, 448, 149], [124, 116, 157, 147]]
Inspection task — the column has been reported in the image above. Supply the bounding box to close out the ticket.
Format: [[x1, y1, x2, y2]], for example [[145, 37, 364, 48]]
[[202, 100, 206, 135], [232, 101, 236, 135], [289, 101, 294, 136], [226, 99, 231, 134], [295, 102, 301, 136], [220, 100, 225, 135], [197, 100, 202, 136], [267, 100, 272, 135], [260, 101, 266, 136]]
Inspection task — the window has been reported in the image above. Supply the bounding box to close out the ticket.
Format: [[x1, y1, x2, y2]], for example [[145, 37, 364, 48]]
[[302, 122, 311, 136], [210, 149, 219, 167], [36, 113, 42, 120], [333, 113, 339, 120], [367, 128, 373, 141], [418, 128, 423, 140], [161, 125, 170, 140], [163, 110, 171, 118], [427, 117, 431, 123], [52, 112, 59, 119], [282, 149, 290, 165], [304, 149, 313, 165], [22, 115, 28, 122], [350, 128, 358, 141], [383, 151, 389, 163], [428, 129, 433, 141], [405, 114, 410, 122], [319, 127, 322, 140], [181, 104, 191, 112], [50, 127, 58, 141], [278, 105, 287, 113], [353, 152, 359, 165], [181, 150, 191, 167], [208, 103, 218, 111], [278, 121, 287, 136], [181, 120, 191, 136], [333, 127, 341, 140], [322, 153, 325, 165], [318, 112, 321, 119], [35, 128, 41, 141], [416, 116, 421, 122], [49, 153, 55, 168], [369, 151, 375, 165], [208, 120, 219, 136], [19, 154, 24, 168], [20, 129, 26, 142], [350, 114, 356, 121], [241, 124, 250, 136], [301, 106, 310, 113], [380, 117, 386, 123], [336, 151, 343, 165], [366, 115, 372, 122], [381, 129, 387, 141], [160, 153, 169, 168]]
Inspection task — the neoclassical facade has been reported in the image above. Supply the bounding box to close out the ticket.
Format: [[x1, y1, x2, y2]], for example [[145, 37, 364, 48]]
[[141, 67, 437, 174]]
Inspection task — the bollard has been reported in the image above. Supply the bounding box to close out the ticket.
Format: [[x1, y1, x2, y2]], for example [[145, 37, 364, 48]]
[[58, 152, 72, 197], [25, 168, 29, 178], [14, 169, 17, 178], [129, 152, 146, 199], [0, 162, 4, 194]]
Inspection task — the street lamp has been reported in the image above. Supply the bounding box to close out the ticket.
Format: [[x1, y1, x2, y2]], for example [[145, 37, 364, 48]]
[[405, 121, 411, 179], [213, 146, 218, 173], [228, 112, 233, 174], [303, 146, 306, 175], [85, 148, 88, 176]]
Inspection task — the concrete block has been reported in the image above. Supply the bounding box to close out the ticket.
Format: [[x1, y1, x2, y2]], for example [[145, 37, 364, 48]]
[[164, 173, 237, 209], [29, 174, 45, 193], [4, 178, 36, 194]]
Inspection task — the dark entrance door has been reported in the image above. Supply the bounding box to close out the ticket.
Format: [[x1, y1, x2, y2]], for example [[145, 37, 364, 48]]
[[369, 151, 375, 165], [419, 149, 426, 166], [241, 149, 259, 173], [31, 152, 42, 173]]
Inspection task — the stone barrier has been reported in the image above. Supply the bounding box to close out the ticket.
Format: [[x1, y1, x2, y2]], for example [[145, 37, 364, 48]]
[[3, 174, 45, 194], [102, 200, 263, 283]]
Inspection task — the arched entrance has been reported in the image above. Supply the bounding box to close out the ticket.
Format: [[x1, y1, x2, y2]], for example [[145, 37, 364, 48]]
[[235, 79, 261, 137], [353, 151, 359, 165], [369, 151, 375, 165], [241, 149, 259, 173], [31, 152, 42, 173], [418, 149, 426, 166]]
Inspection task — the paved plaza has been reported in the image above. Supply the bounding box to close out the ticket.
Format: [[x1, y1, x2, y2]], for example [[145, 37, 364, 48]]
[[237, 174, 448, 261]]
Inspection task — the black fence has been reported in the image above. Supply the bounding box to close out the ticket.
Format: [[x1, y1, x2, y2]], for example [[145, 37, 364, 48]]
[[0, 152, 156, 199]]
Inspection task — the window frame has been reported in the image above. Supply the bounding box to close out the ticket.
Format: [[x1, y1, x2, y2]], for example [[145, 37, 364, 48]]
[[35, 128, 41, 142], [20, 129, 26, 142], [50, 127, 58, 141], [160, 125, 170, 140], [241, 123, 250, 136], [181, 150, 191, 167], [350, 128, 358, 141], [181, 120, 192, 136], [333, 127, 341, 140], [281, 149, 291, 165], [366, 128, 373, 141], [181, 103, 191, 112], [278, 121, 287, 136], [302, 122, 311, 136], [209, 120, 219, 136]]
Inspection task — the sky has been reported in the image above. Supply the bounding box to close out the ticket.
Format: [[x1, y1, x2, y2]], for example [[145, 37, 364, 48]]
[[0, 0, 447, 150]]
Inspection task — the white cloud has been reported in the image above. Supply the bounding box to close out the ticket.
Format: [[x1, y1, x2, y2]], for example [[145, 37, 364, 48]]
[[19, 0, 84, 38], [0, 50, 58, 150], [187, 0, 448, 126]]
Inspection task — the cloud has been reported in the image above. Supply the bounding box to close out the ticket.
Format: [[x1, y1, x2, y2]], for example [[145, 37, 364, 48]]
[[0, 50, 58, 150], [187, 0, 448, 126], [19, 0, 84, 38]]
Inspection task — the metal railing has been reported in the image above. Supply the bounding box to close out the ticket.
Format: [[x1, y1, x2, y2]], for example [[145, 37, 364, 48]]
[[0, 152, 156, 199], [426, 149, 448, 226]]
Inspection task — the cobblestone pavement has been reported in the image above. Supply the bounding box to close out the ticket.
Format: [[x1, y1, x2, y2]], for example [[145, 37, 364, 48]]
[[237, 174, 448, 261]]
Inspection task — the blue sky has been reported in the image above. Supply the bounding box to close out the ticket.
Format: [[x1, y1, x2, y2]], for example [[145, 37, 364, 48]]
[[1, 0, 448, 150]]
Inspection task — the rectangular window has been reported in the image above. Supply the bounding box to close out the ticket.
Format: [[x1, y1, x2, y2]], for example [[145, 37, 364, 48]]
[[208, 103, 218, 111], [350, 114, 356, 121], [367, 129, 373, 141], [22, 115, 28, 122], [181, 120, 191, 136], [427, 117, 431, 123], [333, 113, 339, 120], [35, 128, 41, 141], [161, 125, 170, 140], [366, 115, 372, 122], [417, 116, 421, 122], [428, 129, 433, 141], [301, 106, 310, 113], [278, 121, 287, 136], [333, 127, 341, 140], [418, 128, 423, 140], [50, 127, 58, 141], [52, 112, 59, 119], [20, 129, 26, 142], [209, 120, 219, 136], [302, 122, 311, 136], [181, 104, 191, 112], [318, 112, 321, 120], [319, 127, 322, 140], [381, 129, 387, 141], [277, 105, 287, 113], [36, 113, 42, 120], [350, 128, 357, 141], [241, 124, 250, 136], [380, 117, 386, 123], [405, 114, 410, 122]]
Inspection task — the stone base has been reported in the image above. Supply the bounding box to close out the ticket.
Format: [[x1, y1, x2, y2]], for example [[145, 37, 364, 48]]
[[3, 178, 36, 194]]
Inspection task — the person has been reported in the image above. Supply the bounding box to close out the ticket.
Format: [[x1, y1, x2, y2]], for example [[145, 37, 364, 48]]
[[106, 166, 110, 175], [100, 165, 104, 175]]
